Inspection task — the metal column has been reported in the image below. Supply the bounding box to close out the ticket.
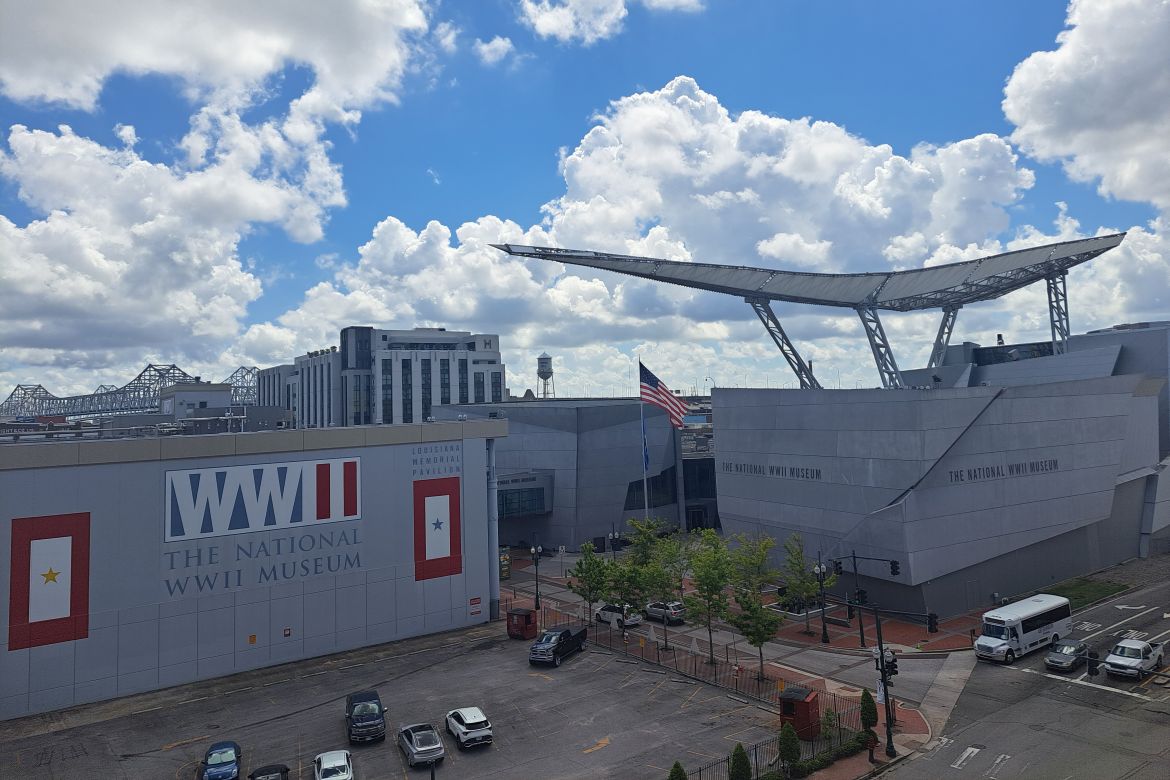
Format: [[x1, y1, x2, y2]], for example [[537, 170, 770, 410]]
[[1046, 271, 1070, 355], [856, 306, 904, 389], [487, 437, 500, 620], [746, 297, 822, 389], [927, 306, 960, 369]]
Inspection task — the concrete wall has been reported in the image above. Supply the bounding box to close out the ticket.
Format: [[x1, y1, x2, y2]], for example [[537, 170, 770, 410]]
[[0, 421, 504, 720], [435, 400, 681, 549], [714, 375, 1162, 616]]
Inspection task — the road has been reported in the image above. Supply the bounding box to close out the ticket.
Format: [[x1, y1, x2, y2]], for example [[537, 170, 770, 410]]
[[886, 579, 1170, 779]]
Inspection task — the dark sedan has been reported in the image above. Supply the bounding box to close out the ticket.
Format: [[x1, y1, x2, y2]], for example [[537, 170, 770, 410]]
[[1044, 640, 1088, 672]]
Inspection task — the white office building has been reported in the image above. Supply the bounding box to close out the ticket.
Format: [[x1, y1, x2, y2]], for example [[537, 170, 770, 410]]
[[259, 328, 506, 428]]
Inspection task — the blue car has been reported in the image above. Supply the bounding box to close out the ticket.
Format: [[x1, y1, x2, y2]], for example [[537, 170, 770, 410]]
[[202, 740, 243, 780]]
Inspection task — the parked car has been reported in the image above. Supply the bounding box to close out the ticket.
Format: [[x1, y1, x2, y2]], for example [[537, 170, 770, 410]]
[[201, 740, 243, 780], [345, 690, 387, 743], [1044, 640, 1088, 672], [312, 751, 354, 780], [528, 626, 587, 666], [594, 603, 642, 628], [248, 765, 290, 780], [398, 723, 446, 767], [644, 600, 686, 624], [445, 706, 494, 748], [1105, 639, 1165, 678]]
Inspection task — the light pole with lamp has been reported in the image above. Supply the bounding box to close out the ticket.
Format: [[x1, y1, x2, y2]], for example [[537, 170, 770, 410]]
[[813, 555, 830, 644], [607, 524, 619, 562], [530, 544, 543, 610]]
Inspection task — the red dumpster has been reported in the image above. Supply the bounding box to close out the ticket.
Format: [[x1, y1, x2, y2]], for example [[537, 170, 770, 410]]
[[778, 685, 821, 739], [507, 608, 538, 640]]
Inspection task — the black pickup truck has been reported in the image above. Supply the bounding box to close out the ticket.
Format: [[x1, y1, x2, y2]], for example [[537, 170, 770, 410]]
[[528, 626, 587, 667]]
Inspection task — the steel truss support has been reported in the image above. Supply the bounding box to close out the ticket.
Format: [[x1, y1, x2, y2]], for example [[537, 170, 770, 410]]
[[1046, 270, 1070, 355], [856, 306, 904, 389], [927, 306, 961, 369], [746, 298, 822, 389]]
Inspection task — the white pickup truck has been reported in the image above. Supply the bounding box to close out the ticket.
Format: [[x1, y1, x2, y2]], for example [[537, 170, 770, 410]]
[[1103, 639, 1165, 678]]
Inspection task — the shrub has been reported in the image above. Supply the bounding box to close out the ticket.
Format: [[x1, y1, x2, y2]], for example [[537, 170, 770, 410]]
[[779, 722, 801, 769], [860, 688, 878, 731], [729, 743, 751, 780], [667, 760, 687, 780]]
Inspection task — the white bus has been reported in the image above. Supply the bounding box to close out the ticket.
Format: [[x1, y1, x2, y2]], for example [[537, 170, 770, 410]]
[[974, 594, 1073, 664]]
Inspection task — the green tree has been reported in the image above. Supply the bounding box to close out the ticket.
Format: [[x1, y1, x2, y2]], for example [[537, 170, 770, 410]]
[[860, 688, 878, 731], [667, 761, 687, 780], [626, 516, 667, 566], [567, 542, 610, 623], [728, 595, 782, 681], [781, 533, 835, 634], [729, 742, 751, 780], [728, 534, 782, 679], [730, 532, 778, 593], [607, 558, 646, 623], [683, 529, 732, 664], [643, 534, 690, 650], [779, 721, 801, 772]]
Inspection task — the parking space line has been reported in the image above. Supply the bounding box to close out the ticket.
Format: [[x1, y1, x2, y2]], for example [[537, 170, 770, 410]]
[[162, 734, 209, 751], [679, 687, 702, 710], [262, 678, 290, 687], [1080, 607, 1159, 640], [688, 749, 720, 759]]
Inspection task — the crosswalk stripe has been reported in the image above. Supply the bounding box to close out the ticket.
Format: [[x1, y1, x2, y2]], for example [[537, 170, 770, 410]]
[[951, 746, 981, 769]]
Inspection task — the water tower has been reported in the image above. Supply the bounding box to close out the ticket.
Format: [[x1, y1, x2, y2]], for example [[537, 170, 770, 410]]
[[537, 353, 555, 398]]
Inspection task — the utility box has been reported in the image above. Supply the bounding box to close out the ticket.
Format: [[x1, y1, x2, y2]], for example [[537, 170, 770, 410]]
[[778, 686, 821, 739], [507, 608, 538, 640]]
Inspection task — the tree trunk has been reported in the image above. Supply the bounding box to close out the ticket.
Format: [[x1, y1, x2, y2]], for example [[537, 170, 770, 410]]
[[706, 619, 715, 665], [758, 644, 765, 681], [803, 604, 811, 633], [662, 617, 670, 650]]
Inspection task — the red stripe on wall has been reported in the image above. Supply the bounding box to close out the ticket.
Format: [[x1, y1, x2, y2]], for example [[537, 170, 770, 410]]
[[344, 460, 357, 516], [316, 463, 331, 519]]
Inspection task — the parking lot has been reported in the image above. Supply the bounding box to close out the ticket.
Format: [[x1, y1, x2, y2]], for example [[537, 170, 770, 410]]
[[0, 622, 782, 779]]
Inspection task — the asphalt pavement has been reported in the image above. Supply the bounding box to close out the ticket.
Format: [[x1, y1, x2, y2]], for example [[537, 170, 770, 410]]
[[884, 577, 1170, 780]]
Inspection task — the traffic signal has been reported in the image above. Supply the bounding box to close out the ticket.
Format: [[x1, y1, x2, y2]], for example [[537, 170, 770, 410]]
[[927, 612, 939, 633], [856, 588, 868, 605], [833, 559, 844, 576], [889, 559, 900, 576], [887, 654, 899, 677], [1087, 650, 1100, 677]]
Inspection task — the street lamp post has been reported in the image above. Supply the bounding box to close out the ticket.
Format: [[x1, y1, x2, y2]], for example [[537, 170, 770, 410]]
[[530, 545, 543, 610], [813, 555, 830, 644], [607, 525, 618, 562], [873, 606, 897, 759]]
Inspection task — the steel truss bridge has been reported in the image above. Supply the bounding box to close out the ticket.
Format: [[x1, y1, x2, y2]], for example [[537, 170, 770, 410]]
[[494, 233, 1126, 389], [0, 364, 259, 419]]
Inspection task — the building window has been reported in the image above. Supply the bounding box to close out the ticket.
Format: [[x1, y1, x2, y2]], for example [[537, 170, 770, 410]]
[[352, 372, 361, 425], [474, 372, 485, 403], [381, 359, 393, 424], [498, 488, 545, 518], [459, 359, 469, 404], [421, 358, 432, 420], [491, 372, 502, 403], [440, 359, 450, 404], [624, 465, 678, 510], [401, 358, 413, 423]]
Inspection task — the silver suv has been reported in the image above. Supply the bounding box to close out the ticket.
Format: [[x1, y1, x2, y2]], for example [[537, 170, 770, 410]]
[[594, 603, 642, 628], [644, 601, 685, 624]]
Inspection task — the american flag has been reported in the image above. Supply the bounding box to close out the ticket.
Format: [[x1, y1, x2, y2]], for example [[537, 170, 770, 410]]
[[639, 362, 689, 428]]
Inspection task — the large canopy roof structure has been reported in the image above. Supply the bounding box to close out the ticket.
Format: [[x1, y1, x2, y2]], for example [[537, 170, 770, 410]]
[[493, 233, 1127, 389]]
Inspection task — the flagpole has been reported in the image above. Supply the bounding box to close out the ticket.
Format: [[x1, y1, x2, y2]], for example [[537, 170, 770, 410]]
[[639, 360, 650, 522]]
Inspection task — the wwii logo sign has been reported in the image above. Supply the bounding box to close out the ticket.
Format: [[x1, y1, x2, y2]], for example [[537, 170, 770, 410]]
[[165, 458, 360, 542]]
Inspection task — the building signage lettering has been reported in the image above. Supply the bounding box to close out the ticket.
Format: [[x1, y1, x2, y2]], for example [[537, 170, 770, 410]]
[[947, 458, 1060, 484], [718, 460, 823, 481], [411, 443, 462, 478], [164, 458, 360, 542], [162, 528, 363, 597]]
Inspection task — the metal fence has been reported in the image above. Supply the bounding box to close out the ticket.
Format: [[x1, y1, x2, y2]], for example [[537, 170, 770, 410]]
[[520, 603, 862, 779]]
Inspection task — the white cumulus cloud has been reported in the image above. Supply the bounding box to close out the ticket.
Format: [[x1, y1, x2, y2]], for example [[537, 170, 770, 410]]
[[518, 0, 702, 45], [474, 36, 516, 66]]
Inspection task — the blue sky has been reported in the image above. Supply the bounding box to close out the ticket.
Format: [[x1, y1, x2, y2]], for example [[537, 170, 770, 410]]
[[0, 0, 1166, 397]]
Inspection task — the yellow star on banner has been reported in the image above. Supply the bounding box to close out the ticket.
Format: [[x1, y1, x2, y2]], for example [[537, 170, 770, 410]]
[[41, 567, 60, 583]]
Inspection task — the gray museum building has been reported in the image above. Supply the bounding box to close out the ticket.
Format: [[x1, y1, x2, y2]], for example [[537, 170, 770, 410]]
[[495, 235, 1170, 617], [0, 419, 505, 720]]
